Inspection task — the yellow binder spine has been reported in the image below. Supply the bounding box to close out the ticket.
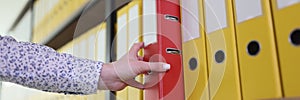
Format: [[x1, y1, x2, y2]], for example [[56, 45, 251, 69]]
[[232, 0, 282, 99], [127, 0, 143, 100], [270, 0, 300, 97], [116, 3, 129, 100]]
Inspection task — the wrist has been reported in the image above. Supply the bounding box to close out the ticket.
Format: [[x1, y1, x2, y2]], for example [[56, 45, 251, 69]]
[[97, 62, 128, 91], [98, 63, 114, 90]]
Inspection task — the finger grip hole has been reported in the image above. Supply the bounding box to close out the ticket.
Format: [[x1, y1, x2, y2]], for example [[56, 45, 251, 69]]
[[247, 40, 260, 56], [189, 57, 198, 71], [289, 29, 300, 46], [215, 50, 225, 64]]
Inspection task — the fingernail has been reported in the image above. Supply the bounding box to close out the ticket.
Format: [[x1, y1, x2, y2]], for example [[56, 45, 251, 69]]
[[163, 64, 171, 70]]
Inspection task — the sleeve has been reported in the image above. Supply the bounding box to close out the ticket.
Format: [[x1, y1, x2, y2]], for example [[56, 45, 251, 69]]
[[0, 35, 103, 95]]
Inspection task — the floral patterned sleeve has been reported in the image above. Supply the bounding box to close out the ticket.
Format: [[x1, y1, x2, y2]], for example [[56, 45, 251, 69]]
[[0, 35, 103, 95]]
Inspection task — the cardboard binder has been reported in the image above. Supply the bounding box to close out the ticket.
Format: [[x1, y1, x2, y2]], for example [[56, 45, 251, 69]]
[[233, 0, 282, 99], [143, 0, 184, 100], [96, 23, 107, 63], [181, 0, 209, 99], [73, 31, 88, 58], [203, 0, 241, 99], [33, 0, 40, 43], [73, 35, 81, 58], [86, 27, 97, 60], [94, 23, 107, 100], [82, 34, 89, 59], [116, 4, 129, 100], [127, 0, 144, 100], [270, 0, 300, 97]]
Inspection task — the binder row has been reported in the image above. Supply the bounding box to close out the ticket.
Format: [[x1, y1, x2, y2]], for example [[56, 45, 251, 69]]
[[115, 0, 300, 100], [182, 0, 300, 100], [29, 23, 108, 100], [33, 0, 89, 43], [29, 0, 300, 100]]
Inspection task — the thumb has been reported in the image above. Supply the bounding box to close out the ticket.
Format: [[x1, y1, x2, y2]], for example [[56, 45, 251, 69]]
[[129, 42, 144, 58], [136, 61, 171, 74]]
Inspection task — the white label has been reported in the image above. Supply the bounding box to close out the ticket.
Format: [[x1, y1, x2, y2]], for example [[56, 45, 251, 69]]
[[117, 14, 127, 33], [97, 29, 106, 62], [117, 14, 128, 59], [88, 35, 96, 60], [143, 0, 157, 46], [73, 41, 80, 57], [277, 0, 300, 9], [204, 0, 228, 33], [181, 0, 201, 42], [235, 0, 263, 23], [129, 5, 140, 49], [79, 39, 87, 58], [66, 46, 74, 55], [143, 33, 157, 47]]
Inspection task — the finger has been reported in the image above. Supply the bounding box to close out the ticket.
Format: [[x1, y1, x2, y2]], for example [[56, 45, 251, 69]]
[[124, 79, 144, 89], [136, 61, 171, 74], [129, 42, 144, 57]]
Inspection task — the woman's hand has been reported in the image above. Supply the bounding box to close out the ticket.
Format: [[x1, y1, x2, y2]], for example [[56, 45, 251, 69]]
[[98, 42, 170, 91]]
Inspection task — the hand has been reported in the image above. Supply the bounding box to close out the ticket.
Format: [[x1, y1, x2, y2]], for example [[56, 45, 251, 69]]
[[98, 42, 170, 91]]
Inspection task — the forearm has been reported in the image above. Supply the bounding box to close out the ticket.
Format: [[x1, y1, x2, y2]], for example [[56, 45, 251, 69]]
[[0, 36, 103, 94]]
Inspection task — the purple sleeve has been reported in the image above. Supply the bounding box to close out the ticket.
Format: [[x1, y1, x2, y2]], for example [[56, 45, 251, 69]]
[[0, 35, 103, 94]]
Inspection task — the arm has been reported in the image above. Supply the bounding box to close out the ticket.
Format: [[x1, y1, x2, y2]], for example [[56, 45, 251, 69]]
[[0, 35, 170, 95], [0, 35, 102, 94]]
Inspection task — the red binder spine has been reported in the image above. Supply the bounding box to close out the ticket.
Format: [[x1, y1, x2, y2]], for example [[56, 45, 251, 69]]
[[143, 0, 184, 100]]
